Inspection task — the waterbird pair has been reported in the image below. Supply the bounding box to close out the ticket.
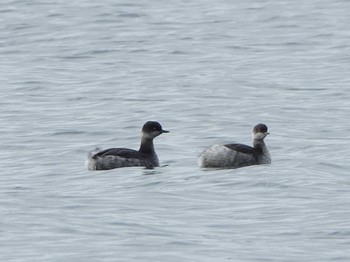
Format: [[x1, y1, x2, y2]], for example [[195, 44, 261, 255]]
[[87, 121, 271, 170]]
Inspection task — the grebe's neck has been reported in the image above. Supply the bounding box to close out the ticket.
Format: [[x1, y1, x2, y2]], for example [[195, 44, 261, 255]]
[[253, 139, 267, 152], [139, 133, 155, 154]]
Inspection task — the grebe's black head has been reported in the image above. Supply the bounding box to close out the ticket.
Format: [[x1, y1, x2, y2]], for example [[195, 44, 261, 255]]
[[142, 121, 169, 139], [252, 123, 269, 140]]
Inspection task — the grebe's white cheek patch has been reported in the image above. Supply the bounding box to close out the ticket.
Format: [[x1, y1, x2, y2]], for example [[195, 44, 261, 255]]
[[253, 132, 267, 140], [142, 132, 152, 140]]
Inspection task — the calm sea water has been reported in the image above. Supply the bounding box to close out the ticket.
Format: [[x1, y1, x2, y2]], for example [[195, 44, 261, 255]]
[[1, 0, 350, 261]]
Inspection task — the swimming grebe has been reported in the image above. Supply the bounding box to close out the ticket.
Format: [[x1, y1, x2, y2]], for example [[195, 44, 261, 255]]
[[87, 121, 169, 170], [198, 123, 271, 169]]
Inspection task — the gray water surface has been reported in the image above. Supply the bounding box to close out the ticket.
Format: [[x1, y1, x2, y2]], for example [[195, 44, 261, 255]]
[[1, 0, 350, 261]]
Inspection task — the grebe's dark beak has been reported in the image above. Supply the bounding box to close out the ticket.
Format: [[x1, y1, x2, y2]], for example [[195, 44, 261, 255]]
[[161, 129, 169, 133]]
